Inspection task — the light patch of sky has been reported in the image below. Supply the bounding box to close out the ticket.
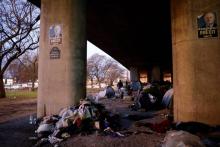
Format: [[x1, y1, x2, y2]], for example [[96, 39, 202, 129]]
[[87, 41, 128, 70], [87, 41, 111, 59]]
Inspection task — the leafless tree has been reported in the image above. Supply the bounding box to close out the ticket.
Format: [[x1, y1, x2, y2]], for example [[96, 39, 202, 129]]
[[87, 54, 125, 88], [105, 62, 125, 86], [20, 52, 38, 91], [7, 52, 38, 91], [0, 0, 40, 97], [87, 61, 95, 88]]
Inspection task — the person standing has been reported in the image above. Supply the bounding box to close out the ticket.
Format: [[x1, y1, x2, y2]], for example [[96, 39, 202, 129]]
[[117, 80, 123, 98]]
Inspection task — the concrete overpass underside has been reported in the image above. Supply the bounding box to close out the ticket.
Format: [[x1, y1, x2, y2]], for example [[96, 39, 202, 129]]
[[30, 0, 172, 72], [29, 0, 220, 125]]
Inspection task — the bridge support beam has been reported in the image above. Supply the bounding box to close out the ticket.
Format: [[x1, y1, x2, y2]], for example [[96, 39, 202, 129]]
[[151, 66, 163, 83], [172, 0, 220, 124], [37, 0, 86, 117], [130, 67, 139, 82]]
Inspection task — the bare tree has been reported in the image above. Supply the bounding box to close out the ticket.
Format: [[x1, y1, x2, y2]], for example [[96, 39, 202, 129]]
[[105, 62, 125, 86], [7, 52, 38, 91], [87, 54, 125, 88], [0, 0, 40, 97], [22, 52, 38, 91], [87, 61, 95, 88], [87, 54, 107, 88]]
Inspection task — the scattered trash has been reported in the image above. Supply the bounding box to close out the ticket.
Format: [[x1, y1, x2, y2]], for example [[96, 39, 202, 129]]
[[29, 115, 37, 125], [174, 121, 213, 135], [35, 123, 55, 134], [123, 96, 132, 101], [48, 136, 63, 144], [33, 138, 48, 147], [135, 119, 172, 133], [161, 130, 206, 147], [29, 115, 34, 124], [33, 99, 124, 146], [102, 127, 125, 138], [28, 136, 38, 140], [61, 133, 70, 139]]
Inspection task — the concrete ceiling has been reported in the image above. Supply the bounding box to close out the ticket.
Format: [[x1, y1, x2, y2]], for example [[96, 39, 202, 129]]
[[29, 0, 172, 72]]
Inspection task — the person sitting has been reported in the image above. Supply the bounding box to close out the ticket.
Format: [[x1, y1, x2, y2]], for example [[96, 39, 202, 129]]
[[130, 80, 142, 97], [105, 86, 115, 99]]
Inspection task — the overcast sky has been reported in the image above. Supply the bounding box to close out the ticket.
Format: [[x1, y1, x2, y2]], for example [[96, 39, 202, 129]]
[[87, 41, 112, 58], [87, 41, 128, 70]]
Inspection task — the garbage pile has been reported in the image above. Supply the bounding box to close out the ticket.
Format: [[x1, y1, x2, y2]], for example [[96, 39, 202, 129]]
[[32, 99, 123, 147], [136, 120, 220, 147], [162, 130, 206, 147], [130, 82, 173, 112]]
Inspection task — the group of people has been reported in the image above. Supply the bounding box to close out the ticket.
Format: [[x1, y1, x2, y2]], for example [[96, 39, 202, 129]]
[[117, 79, 142, 100], [105, 79, 145, 101]]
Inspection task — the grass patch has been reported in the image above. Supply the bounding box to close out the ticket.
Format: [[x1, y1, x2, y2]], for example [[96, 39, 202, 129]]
[[4, 88, 101, 100], [6, 90, 37, 99]]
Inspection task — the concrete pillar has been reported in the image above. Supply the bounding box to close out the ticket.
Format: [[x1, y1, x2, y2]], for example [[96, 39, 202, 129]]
[[151, 66, 162, 82], [37, 0, 86, 117], [130, 67, 139, 82], [147, 70, 152, 83], [172, 0, 220, 124]]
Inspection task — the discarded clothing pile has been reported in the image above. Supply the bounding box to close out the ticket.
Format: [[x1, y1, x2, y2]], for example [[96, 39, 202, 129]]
[[162, 122, 220, 147], [174, 122, 220, 147], [129, 81, 173, 112], [33, 99, 123, 146], [130, 85, 165, 111], [135, 119, 220, 147], [162, 130, 206, 147]]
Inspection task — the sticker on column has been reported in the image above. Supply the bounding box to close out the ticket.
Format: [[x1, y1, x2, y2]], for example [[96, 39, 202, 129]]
[[50, 47, 61, 59], [197, 12, 218, 38], [49, 24, 62, 45]]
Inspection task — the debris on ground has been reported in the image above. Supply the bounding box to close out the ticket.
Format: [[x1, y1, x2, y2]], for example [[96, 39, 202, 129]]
[[161, 130, 206, 147], [29, 82, 220, 147], [135, 119, 173, 133], [32, 99, 124, 146]]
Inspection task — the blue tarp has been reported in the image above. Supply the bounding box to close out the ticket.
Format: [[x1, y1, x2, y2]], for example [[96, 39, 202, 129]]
[[162, 88, 173, 108]]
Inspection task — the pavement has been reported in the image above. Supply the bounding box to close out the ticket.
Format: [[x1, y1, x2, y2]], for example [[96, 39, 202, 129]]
[[0, 115, 37, 147]]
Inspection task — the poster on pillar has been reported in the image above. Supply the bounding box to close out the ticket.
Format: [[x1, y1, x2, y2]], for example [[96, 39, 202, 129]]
[[49, 24, 62, 45], [197, 12, 218, 38], [50, 47, 61, 59]]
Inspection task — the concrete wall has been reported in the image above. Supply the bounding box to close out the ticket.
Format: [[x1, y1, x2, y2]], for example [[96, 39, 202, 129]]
[[37, 0, 86, 117], [172, 0, 220, 124]]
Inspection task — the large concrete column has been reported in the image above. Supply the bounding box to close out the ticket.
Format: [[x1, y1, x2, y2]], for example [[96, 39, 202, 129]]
[[37, 0, 86, 117], [130, 67, 139, 82], [172, 0, 220, 124], [151, 66, 162, 83]]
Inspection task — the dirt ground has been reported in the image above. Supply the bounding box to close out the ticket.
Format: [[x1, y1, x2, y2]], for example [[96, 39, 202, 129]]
[[0, 98, 37, 123], [0, 97, 167, 147]]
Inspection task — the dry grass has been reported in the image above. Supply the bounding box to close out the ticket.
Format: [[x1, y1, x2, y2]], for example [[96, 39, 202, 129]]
[[6, 90, 37, 100]]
